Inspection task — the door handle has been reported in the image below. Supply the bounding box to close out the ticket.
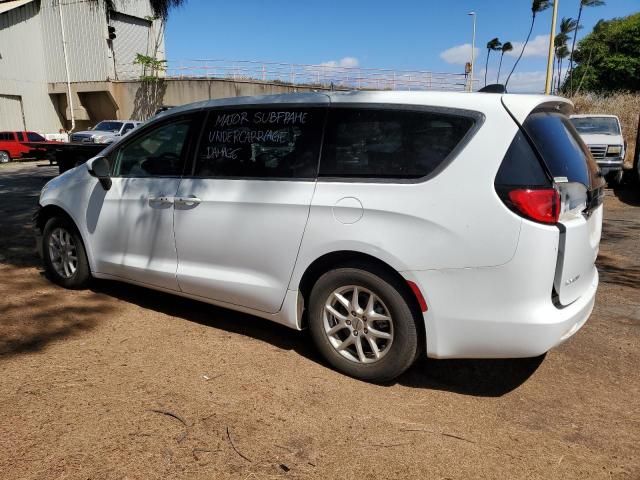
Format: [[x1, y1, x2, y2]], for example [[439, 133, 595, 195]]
[[174, 196, 202, 207], [148, 195, 174, 206]]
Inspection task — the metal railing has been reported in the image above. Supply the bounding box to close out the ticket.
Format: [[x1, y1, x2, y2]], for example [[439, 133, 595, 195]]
[[116, 59, 476, 91]]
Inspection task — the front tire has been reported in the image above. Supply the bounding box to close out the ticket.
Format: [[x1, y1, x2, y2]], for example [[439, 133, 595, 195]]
[[0, 151, 10, 163], [42, 216, 91, 289], [309, 267, 419, 382]]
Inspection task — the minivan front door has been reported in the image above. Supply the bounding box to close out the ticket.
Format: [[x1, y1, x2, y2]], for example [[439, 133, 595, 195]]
[[89, 117, 194, 290], [173, 106, 326, 313]]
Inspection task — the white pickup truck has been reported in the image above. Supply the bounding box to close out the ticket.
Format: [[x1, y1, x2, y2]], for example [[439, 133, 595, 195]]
[[70, 120, 142, 145], [570, 114, 625, 185]]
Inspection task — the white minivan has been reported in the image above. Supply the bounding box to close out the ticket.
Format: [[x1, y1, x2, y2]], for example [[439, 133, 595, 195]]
[[36, 91, 603, 381]]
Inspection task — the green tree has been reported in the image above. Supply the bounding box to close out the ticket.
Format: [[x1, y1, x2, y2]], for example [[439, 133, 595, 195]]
[[505, 0, 552, 87], [566, 13, 640, 93], [496, 42, 513, 83], [568, 0, 606, 94], [484, 38, 502, 86]]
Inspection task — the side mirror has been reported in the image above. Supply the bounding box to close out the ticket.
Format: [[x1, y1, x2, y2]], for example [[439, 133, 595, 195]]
[[87, 156, 112, 190]]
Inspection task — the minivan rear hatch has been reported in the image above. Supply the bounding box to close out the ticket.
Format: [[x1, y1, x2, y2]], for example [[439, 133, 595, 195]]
[[504, 99, 604, 306]]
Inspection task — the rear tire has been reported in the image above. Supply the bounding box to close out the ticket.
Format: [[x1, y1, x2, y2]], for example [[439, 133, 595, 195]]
[[309, 267, 419, 382], [0, 151, 10, 163], [42, 216, 91, 289]]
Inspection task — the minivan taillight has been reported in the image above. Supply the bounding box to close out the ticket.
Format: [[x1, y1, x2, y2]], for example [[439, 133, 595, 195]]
[[507, 188, 560, 225]]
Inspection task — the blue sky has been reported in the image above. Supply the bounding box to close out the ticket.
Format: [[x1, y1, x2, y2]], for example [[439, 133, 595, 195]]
[[165, 0, 639, 92]]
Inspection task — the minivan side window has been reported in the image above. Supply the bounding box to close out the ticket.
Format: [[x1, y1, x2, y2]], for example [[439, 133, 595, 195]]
[[193, 108, 324, 179], [319, 108, 476, 179], [111, 119, 191, 177]]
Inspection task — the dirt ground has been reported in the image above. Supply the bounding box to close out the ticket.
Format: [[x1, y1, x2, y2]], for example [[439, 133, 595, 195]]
[[0, 161, 638, 480]]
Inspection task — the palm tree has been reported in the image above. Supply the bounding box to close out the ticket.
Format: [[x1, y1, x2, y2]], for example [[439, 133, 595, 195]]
[[556, 45, 570, 93], [496, 42, 513, 83], [554, 17, 578, 93], [568, 0, 605, 95], [505, 0, 553, 87], [484, 38, 502, 86]]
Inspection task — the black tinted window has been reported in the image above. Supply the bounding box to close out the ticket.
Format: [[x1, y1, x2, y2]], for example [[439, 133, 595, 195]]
[[26, 132, 46, 142], [524, 112, 599, 188], [0, 133, 11, 141], [194, 108, 324, 179], [495, 130, 550, 187], [112, 119, 191, 177], [320, 108, 475, 179]]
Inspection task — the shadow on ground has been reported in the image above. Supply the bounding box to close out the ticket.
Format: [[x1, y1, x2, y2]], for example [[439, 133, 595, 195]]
[[612, 181, 640, 207], [92, 278, 543, 397], [0, 267, 113, 357], [0, 163, 57, 267]]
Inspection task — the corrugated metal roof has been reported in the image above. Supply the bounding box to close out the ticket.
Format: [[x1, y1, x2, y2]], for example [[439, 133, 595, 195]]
[[0, 0, 35, 15]]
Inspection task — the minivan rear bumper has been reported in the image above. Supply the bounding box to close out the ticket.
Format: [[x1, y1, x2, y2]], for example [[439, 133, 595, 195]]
[[405, 262, 598, 359]]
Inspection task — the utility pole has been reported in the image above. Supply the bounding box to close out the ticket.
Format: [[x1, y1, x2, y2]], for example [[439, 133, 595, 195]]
[[468, 11, 476, 92], [545, 0, 559, 94]]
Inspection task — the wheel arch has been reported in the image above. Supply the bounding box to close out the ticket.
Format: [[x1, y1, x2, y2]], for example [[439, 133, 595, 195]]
[[37, 203, 94, 272], [296, 250, 426, 353]]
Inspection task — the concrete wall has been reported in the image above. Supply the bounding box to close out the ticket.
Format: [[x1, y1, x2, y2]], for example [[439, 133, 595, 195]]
[[111, 78, 323, 121]]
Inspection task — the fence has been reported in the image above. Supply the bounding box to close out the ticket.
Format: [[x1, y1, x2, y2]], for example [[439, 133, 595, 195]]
[[117, 59, 476, 92]]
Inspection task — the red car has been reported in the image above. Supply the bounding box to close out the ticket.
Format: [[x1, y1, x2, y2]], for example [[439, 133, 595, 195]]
[[0, 131, 53, 163]]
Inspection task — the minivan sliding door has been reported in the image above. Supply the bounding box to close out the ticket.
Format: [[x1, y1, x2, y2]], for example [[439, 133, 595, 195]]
[[173, 106, 327, 313]]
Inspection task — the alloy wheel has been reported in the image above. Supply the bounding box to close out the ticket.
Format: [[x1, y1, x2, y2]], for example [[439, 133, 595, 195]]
[[48, 227, 78, 279], [323, 285, 394, 364]]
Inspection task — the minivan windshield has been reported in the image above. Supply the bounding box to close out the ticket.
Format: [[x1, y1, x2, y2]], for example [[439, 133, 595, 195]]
[[570, 116, 620, 135], [93, 121, 123, 132]]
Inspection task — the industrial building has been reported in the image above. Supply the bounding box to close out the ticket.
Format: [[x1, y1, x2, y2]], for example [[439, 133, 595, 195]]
[[0, 0, 165, 133]]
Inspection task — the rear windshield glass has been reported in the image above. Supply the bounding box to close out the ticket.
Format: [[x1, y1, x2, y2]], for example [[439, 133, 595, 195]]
[[524, 111, 599, 188], [570, 116, 620, 135]]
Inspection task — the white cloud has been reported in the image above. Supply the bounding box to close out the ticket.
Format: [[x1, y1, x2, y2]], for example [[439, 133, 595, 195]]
[[505, 35, 551, 58], [440, 43, 480, 65], [319, 57, 359, 68]]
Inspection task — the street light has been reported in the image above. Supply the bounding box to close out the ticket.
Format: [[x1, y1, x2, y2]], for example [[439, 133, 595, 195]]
[[468, 11, 476, 92]]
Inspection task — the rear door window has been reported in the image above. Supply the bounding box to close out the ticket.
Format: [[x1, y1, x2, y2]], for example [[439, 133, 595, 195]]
[[523, 111, 600, 188], [193, 107, 325, 179], [319, 108, 476, 180]]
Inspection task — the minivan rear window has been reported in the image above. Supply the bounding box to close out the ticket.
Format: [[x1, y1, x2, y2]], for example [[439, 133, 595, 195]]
[[523, 111, 599, 188], [319, 108, 475, 180]]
